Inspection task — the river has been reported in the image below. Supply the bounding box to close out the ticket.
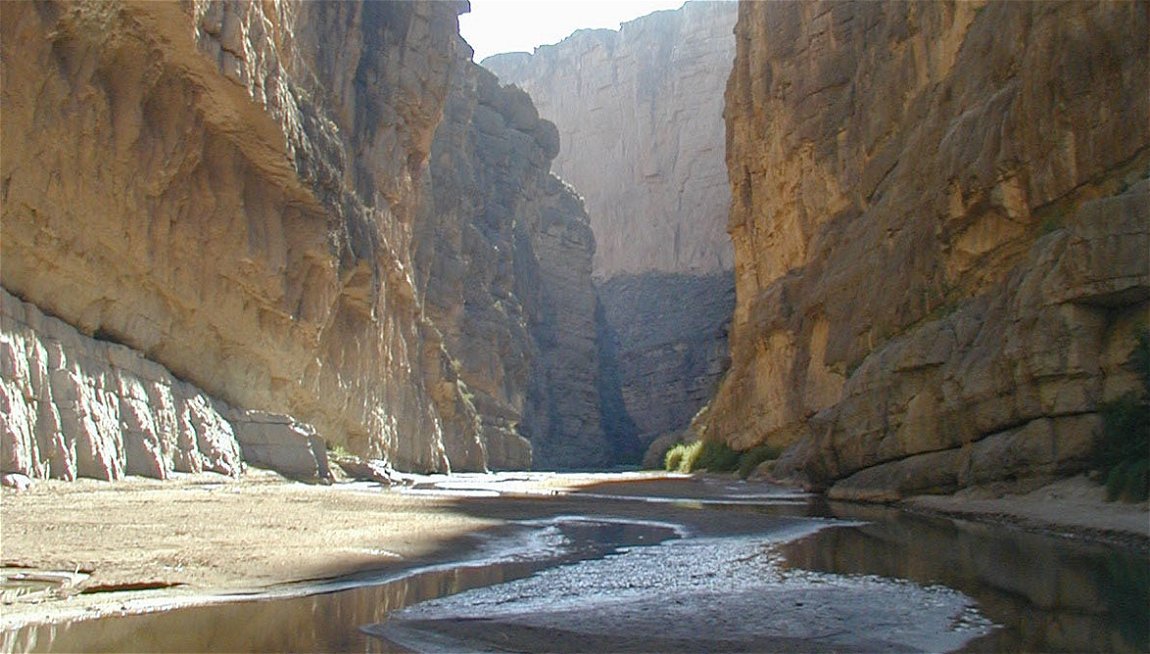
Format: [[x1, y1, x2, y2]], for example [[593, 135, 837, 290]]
[[4, 474, 1146, 653]]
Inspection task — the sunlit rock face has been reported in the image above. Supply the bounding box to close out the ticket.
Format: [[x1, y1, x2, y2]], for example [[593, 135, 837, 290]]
[[416, 46, 610, 470], [0, 0, 483, 472], [705, 1, 1149, 498], [1, 289, 245, 482], [484, 1, 739, 460]]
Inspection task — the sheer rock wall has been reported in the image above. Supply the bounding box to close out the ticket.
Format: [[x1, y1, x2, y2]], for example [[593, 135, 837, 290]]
[[1, 0, 616, 478], [1, 0, 480, 473], [416, 50, 609, 470], [484, 1, 739, 459], [705, 0, 1149, 499], [1, 288, 245, 481]]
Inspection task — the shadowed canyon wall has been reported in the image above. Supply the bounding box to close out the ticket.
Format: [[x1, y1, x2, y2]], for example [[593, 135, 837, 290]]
[[1, 0, 610, 478], [484, 1, 738, 459], [415, 44, 609, 470], [702, 0, 1149, 499]]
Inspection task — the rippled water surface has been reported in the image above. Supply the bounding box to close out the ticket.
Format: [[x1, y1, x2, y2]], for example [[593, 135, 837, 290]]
[[3, 474, 1146, 653]]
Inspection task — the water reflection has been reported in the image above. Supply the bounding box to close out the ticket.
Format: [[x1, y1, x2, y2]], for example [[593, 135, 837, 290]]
[[779, 504, 1149, 654]]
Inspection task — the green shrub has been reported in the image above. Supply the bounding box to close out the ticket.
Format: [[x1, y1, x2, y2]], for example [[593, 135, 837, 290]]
[[1097, 394, 1149, 502], [694, 439, 740, 472], [664, 444, 686, 472], [737, 443, 783, 479], [663, 439, 740, 473], [1095, 329, 1150, 502]]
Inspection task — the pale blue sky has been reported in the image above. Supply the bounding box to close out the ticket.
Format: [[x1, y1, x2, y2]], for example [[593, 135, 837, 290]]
[[459, 0, 688, 62]]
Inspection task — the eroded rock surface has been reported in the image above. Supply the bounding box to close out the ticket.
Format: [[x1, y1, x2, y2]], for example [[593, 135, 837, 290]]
[[704, 1, 1149, 498], [1, 0, 478, 471], [416, 46, 609, 470], [484, 2, 738, 459], [1, 288, 245, 481]]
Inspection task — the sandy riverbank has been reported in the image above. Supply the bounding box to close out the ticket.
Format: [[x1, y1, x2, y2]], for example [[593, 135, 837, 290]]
[[903, 474, 1149, 550], [2, 469, 1146, 633], [0, 470, 509, 628], [0, 469, 670, 629]]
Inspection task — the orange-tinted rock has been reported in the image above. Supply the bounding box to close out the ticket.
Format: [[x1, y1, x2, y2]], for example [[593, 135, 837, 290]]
[[705, 1, 1149, 497]]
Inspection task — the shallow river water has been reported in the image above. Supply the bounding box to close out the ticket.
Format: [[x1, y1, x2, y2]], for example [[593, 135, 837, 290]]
[[4, 474, 1147, 653]]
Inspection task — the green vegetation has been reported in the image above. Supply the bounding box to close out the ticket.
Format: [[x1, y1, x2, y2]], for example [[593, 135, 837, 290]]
[[664, 439, 783, 479], [664, 444, 687, 472], [1094, 329, 1150, 502], [737, 443, 783, 479], [664, 439, 738, 473], [326, 442, 353, 459]]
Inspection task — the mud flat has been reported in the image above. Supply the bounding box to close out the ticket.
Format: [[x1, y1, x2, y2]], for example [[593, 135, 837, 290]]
[[0, 470, 677, 628]]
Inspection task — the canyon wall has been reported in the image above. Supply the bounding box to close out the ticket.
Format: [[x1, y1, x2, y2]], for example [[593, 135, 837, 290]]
[[1, 288, 332, 482], [484, 1, 738, 458], [1, 0, 615, 478], [415, 46, 610, 470], [705, 1, 1149, 499], [1, 0, 472, 473], [1, 288, 246, 481]]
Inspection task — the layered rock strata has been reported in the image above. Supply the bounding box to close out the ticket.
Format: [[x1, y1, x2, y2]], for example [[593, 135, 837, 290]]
[[484, 1, 739, 459], [416, 48, 610, 470], [1, 0, 483, 472], [705, 1, 1149, 499]]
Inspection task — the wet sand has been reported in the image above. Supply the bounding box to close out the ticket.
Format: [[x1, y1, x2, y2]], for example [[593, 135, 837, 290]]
[[0, 470, 683, 629]]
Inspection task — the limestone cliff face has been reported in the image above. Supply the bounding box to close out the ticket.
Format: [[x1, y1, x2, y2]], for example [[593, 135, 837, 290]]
[[2, 288, 331, 482], [484, 1, 737, 280], [1, 289, 245, 481], [484, 1, 738, 458], [416, 48, 609, 470], [1, 0, 481, 472], [706, 1, 1149, 499]]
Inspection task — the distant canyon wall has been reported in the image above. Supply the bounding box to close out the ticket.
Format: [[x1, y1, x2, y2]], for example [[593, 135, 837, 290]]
[[704, 0, 1149, 499], [1, 0, 609, 478], [416, 46, 609, 470], [485, 1, 738, 457]]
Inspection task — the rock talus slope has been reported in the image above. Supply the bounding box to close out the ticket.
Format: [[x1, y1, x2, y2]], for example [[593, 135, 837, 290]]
[[1, 0, 477, 474], [705, 1, 1149, 498], [416, 47, 609, 470], [484, 1, 738, 459]]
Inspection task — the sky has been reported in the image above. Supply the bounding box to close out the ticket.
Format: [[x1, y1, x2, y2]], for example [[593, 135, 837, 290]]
[[459, 0, 688, 62]]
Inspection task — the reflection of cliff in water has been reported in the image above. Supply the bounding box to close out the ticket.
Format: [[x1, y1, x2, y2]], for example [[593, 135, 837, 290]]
[[781, 504, 1149, 653]]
